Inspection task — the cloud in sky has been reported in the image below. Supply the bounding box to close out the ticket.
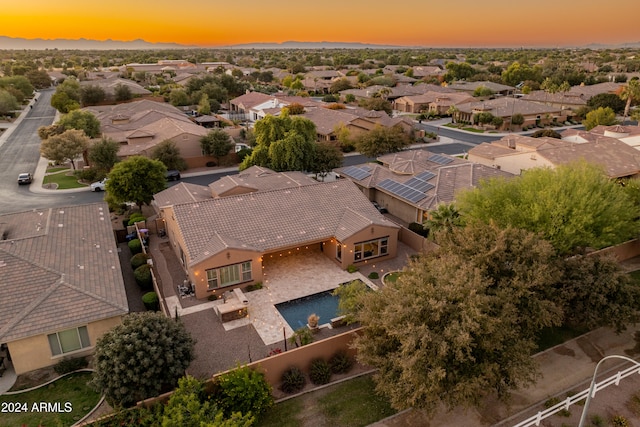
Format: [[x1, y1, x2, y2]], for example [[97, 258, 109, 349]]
[[3, 0, 638, 47]]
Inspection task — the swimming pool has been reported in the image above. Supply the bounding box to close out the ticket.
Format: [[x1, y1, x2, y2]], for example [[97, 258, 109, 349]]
[[276, 290, 340, 330]]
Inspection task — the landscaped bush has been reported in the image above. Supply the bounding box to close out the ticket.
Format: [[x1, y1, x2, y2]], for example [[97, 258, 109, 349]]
[[142, 292, 159, 311], [367, 272, 379, 279], [329, 350, 354, 374], [215, 365, 273, 418], [206, 161, 217, 167], [128, 238, 142, 254], [245, 282, 263, 292], [131, 253, 150, 270], [134, 264, 153, 289], [281, 366, 306, 394], [54, 356, 89, 375], [612, 415, 630, 427], [347, 264, 359, 273], [128, 214, 146, 226], [309, 358, 332, 385]]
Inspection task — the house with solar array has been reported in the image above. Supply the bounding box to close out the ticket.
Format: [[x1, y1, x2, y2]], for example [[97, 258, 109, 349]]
[[336, 150, 513, 225], [152, 166, 400, 300]]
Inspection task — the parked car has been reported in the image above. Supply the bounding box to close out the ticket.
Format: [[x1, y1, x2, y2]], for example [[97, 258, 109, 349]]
[[372, 201, 388, 214], [17, 173, 33, 185], [90, 178, 107, 192], [165, 170, 181, 181]]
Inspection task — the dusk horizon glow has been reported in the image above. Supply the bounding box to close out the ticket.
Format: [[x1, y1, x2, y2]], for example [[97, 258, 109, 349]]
[[3, 0, 639, 48]]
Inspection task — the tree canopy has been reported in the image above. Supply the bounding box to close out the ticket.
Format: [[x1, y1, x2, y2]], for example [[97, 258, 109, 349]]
[[583, 106, 618, 130], [200, 129, 234, 164], [88, 137, 120, 172], [240, 114, 317, 171], [152, 139, 188, 171], [58, 109, 101, 138], [351, 222, 561, 413], [40, 129, 89, 169], [0, 90, 19, 116], [309, 142, 343, 178], [457, 162, 639, 255], [51, 77, 80, 113], [355, 125, 411, 158], [105, 156, 167, 207], [91, 312, 195, 407]]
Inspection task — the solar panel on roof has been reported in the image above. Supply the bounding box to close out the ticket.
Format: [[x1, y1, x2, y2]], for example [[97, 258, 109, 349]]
[[341, 166, 372, 181], [416, 171, 436, 181], [405, 177, 434, 193], [428, 154, 453, 165], [378, 179, 427, 204]]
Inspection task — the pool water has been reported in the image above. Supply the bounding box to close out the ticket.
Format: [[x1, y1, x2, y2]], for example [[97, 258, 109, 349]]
[[276, 290, 340, 330]]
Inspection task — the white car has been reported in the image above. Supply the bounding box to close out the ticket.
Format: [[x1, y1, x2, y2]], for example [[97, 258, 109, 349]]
[[90, 178, 107, 192]]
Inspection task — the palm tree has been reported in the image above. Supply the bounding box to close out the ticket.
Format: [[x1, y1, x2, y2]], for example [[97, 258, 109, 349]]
[[424, 203, 464, 240], [619, 79, 640, 121]]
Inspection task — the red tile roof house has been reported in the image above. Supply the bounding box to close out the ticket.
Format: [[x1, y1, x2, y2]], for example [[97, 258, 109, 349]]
[[393, 91, 474, 114], [336, 150, 512, 224], [0, 203, 128, 375], [86, 99, 226, 169], [152, 167, 400, 300], [468, 135, 640, 179]]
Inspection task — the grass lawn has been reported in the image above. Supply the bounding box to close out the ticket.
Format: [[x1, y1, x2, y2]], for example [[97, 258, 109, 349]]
[[384, 272, 402, 284], [462, 127, 485, 133], [43, 171, 87, 189], [257, 375, 396, 427], [0, 371, 101, 427]]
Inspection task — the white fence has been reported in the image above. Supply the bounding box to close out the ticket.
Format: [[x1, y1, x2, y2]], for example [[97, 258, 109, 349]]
[[512, 364, 640, 427]]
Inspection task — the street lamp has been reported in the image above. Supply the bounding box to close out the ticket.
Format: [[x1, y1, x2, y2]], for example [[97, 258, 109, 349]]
[[578, 354, 640, 427]]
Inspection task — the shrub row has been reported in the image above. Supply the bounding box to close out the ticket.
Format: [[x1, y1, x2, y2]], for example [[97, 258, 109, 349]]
[[54, 356, 89, 375], [280, 350, 354, 394]]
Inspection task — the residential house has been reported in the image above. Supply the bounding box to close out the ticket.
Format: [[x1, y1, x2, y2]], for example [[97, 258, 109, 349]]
[[393, 90, 473, 114], [447, 80, 515, 96], [562, 125, 640, 150], [0, 203, 128, 375], [339, 85, 425, 102], [153, 168, 399, 300], [229, 91, 277, 119], [568, 82, 624, 100], [520, 90, 587, 115], [336, 150, 512, 224], [85, 99, 218, 168], [468, 134, 640, 178], [454, 98, 563, 129], [80, 77, 151, 99]]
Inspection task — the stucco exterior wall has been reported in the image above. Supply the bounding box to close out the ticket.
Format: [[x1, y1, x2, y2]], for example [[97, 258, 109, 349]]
[[375, 191, 421, 224], [468, 152, 554, 176], [190, 249, 263, 300], [8, 316, 123, 375]]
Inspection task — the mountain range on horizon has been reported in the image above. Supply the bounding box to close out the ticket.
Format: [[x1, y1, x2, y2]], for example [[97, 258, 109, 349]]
[[1, 36, 640, 50]]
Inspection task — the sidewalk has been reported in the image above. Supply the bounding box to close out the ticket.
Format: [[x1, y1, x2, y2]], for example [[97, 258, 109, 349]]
[[371, 325, 640, 426]]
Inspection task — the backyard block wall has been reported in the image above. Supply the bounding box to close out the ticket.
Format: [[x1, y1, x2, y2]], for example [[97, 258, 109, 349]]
[[587, 238, 640, 261]]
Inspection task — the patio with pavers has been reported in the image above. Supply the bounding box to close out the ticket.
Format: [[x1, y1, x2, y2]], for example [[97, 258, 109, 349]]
[[149, 235, 417, 378]]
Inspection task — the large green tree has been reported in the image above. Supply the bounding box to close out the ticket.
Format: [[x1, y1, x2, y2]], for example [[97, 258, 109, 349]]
[[310, 142, 343, 179], [88, 137, 120, 172], [587, 93, 626, 114], [582, 106, 618, 130], [105, 156, 167, 208], [240, 114, 317, 171], [0, 89, 19, 116], [25, 69, 52, 89], [51, 77, 81, 113], [0, 75, 34, 100], [200, 129, 234, 164], [152, 139, 188, 171], [351, 222, 562, 413], [355, 125, 411, 158], [91, 312, 195, 407], [58, 109, 101, 138], [501, 62, 542, 86], [619, 79, 640, 120], [80, 84, 106, 106], [40, 129, 89, 169], [457, 162, 639, 254]]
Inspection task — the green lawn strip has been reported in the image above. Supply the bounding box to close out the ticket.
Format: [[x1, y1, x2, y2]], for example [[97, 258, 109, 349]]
[[318, 376, 396, 426], [46, 167, 69, 174], [384, 272, 402, 284], [0, 371, 101, 427], [43, 171, 87, 189], [257, 398, 303, 427], [461, 127, 485, 133]]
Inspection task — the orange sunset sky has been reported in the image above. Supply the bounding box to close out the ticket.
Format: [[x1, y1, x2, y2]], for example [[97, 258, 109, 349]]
[[2, 0, 639, 47]]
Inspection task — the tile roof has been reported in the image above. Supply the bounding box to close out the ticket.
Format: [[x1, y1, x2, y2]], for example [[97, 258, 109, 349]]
[[0, 203, 128, 342], [172, 180, 398, 266], [447, 80, 515, 92], [153, 182, 214, 209], [208, 166, 317, 197], [337, 150, 512, 211], [456, 98, 561, 117], [229, 92, 276, 110]]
